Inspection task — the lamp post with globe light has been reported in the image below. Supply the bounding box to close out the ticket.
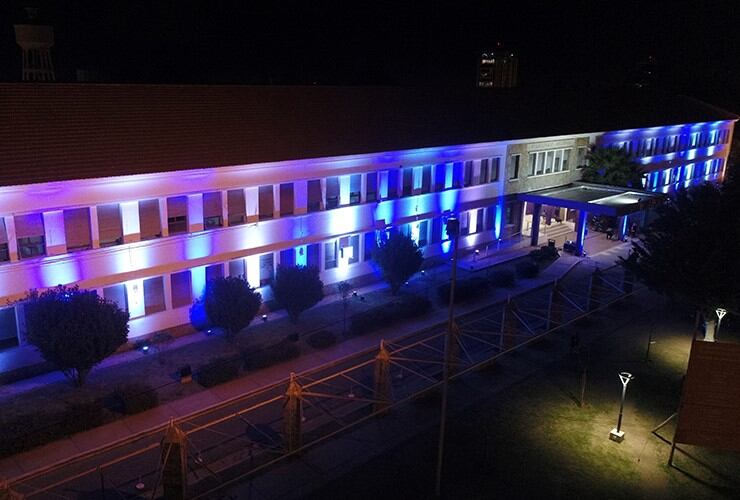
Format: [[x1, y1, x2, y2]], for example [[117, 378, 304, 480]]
[[609, 372, 634, 442], [715, 308, 727, 341]]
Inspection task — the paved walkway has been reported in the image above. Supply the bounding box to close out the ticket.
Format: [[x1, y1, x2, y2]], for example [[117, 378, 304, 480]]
[[0, 235, 629, 481]]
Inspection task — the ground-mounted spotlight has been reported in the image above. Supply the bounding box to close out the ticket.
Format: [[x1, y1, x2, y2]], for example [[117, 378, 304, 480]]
[[262, 314, 268, 322]]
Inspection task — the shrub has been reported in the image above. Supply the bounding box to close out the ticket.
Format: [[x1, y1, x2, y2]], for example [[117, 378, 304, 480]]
[[244, 341, 301, 371], [349, 295, 432, 336], [373, 232, 423, 294], [437, 277, 491, 304], [515, 259, 540, 279], [490, 268, 516, 288], [272, 265, 324, 323], [111, 382, 159, 415], [0, 398, 108, 458], [529, 245, 559, 262], [306, 330, 337, 349], [199, 276, 262, 340], [197, 356, 241, 387]]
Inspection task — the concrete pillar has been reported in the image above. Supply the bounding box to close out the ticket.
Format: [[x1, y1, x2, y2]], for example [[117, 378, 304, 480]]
[[163, 273, 173, 311], [158, 198, 169, 238], [187, 194, 204, 232], [575, 210, 588, 256], [284, 373, 303, 452], [373, 340, 392, 413], [360, 173, 368, 203], [530, 203, 542, 247], [294, 180, 308, 215], [120, 201, 141, 243], [43, 210, 66, 256], [273, 184, 281, 218], [4, 216, 19, 262], [160, 420, 188, 500], [89, 206, 100, 249], [339, 175, 350, 206], [220, 189, 230, 227], [245, 186, 259, 223]]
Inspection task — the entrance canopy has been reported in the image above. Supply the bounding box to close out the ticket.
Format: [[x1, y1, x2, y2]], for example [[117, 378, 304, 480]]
[[518, 182, 666, 217]]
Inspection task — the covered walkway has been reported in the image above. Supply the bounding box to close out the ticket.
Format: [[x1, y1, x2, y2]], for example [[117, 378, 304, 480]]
[[519, 182, 665, 255]]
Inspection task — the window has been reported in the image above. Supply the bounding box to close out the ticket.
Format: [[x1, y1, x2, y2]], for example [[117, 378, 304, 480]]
[[453, 162, 463, 188], [366, 173, 378, 202], [280, 183, 294, 216], [139, 199, 162, 240], [307, 180, 322, 212], [402, 168, 413, 197], [460, 212, 470, 235], [418, 220, 429, 247], [508, 154, 520, 180], [229, 258, 245, 278], [280, 248, 295, 267], [259, 253, 274, 286], [431, 218, 442, 244], [421, 166, 432, 193], [203, 192, 223, 229], [206, 263, 224, 283], [324, 240, 337, 269], [463, 161, 473, 187], [144, 276, 166, 315], [562, 149, 571, 171], [227, 189, 246, 225], [544, 151, 554, 174], [349, 175, 361, 205], [491, 158, 501, 181], [167, 196, 188, 235], [0, 307, 19, 350], [97, 204, 123, 247], [258, 185, 274, 220], [576, 147, 588, 168], [434, 164, 447, 191], [339, 235, 360, 264], [387, 169, 399, 199], [307, 243, 320, 268], [170, 271, 192, 309], [0, 219, 9, 262], [63, 207, 92, 251], [475, 209, 484, 234], [104, 285, 128, 313], [364, 231, 376, 260], [479, 159, 489, 185], [14, 213, 45, 258], [326, 177, 340, 209]]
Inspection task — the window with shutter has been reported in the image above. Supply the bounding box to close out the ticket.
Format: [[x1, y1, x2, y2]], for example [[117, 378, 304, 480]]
[[14, 213, 45, 258], [138, 199, 162, 240], [0, 219, 9, 262], [349, 175, 361, 205], [170, 271, 192, 309], [229, 258, 245, 278], [259, 253, 274, 286], [144, 277, 166, 315], [307, 180, 322, 212], [280, 183, 294, 215], [97, 204, 123, 247], [365, 173, 377, 202], [227, 189, 246, 225], [203, 192, 223, 229], [258, 185, 274, 220], [103, 284, 128, 313], [63, 208, 92, 251], [206, 263, 224, 284], [326, 177, 339, 209], [167, 196, 188, 235]]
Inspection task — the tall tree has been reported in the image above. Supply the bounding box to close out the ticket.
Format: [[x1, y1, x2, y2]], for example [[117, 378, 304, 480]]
[[23, 285, 129, 386], [202, 276, 262, 340], [373, 232, 423, 295], [620, 179, 740, 337], [272, 265, 325, 323], [581, 146, 644, 188]]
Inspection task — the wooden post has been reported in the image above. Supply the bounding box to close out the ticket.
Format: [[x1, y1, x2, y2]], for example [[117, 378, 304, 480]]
[[284, 372, 303, 453], [373, 340, 392, 413], [160, 420, 188, 500]]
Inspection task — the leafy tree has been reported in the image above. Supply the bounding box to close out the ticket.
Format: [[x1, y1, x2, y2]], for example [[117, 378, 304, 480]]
[[620, 179, 740, 336], [374, 232, 423, 295], [202, 276, 262, 340], [272, 265, 324, 323], [581, 146, 644, 188], [23, 285, 129, 386]]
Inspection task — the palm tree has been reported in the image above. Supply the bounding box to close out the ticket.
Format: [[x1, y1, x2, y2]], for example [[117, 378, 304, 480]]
[[580, 146, 644, 188]]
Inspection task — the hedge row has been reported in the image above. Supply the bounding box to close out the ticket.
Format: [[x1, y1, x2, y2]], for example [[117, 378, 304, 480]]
[[349, 295, 432, 336]]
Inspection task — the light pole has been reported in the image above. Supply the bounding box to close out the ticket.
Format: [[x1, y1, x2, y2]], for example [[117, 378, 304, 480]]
[[435, 216, 460, 497], [715, 308, 727, 341], [609, 372, 634, 442]]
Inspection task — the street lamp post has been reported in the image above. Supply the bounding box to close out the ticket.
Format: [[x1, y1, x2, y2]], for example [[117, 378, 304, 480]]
[[609, 372, 634, 442], [715, 308, 727, 341], [435, 216, 460, 497]]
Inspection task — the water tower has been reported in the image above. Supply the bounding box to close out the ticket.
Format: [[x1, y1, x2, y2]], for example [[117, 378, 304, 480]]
[[14, 8, 56, 81]]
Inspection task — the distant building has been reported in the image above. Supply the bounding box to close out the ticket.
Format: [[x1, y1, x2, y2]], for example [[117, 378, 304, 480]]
[[477, 47, 518, 88], [13, 8, 55, 82]]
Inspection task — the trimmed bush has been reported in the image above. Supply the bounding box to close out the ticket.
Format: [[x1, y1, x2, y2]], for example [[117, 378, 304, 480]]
[[197, 356, 241, 387], [490, 268, 516, 288], [515, 259, 540, 279], [437, 277, 491, 304], [349, 295, 432, 336], [306, 330, 337, 349], [529, 245, 559, 262], [245, 341, 301, 371], [110, 382, 159, 415], [0, 398, 108, 459]]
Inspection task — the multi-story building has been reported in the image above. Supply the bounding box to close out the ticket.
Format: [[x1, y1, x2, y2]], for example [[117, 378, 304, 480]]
[[0, 84, 735, 372]]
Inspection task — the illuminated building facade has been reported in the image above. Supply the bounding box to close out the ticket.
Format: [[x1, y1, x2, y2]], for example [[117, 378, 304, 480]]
[[0, 84, 735, 369]]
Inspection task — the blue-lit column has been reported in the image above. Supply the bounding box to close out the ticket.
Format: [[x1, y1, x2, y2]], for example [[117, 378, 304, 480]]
[[530, 203, 542, 247], [575, 210, 588, 256], [617, 216, 628, 241]]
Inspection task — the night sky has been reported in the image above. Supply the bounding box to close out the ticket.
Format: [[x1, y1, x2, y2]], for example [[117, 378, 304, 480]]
[[1, 0, 738, 111]]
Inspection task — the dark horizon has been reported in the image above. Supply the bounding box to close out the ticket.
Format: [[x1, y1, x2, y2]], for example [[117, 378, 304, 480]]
[[1, 0, 738, 111]]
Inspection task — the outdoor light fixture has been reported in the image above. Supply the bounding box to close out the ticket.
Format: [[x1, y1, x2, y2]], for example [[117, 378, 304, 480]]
[[421, 269, 426, 275], [352, 290, 358, 297], [609, 372, 634, 442], [715, 307, 727, 341], [141, 345, 150, 353], [262, 314, 268, 322]]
